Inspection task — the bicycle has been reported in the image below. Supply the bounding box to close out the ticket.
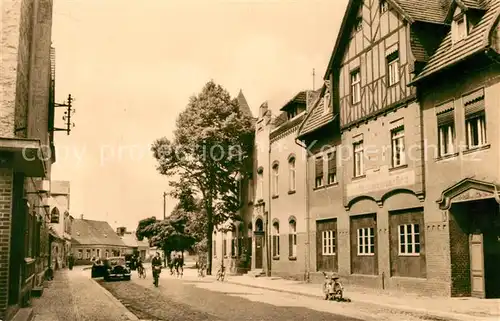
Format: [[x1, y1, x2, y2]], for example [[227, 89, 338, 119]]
[[216, 264, 225, 282], [137, 265, 146, 278], [197, 263, 206, 278]]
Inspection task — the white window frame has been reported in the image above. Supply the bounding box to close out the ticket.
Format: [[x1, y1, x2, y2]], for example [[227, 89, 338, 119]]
[[353, 141, 364, 177], [78, 250, 83, 259], [105, 250, 109, 258], [453, 15, 467, 43], [321, 230, 336, 256], [391, 127, 405, 167], [438, 123, 455, 156], [289, 220, 297, 257], [387, 53, 400, 86], [288, 157, 296, 191], [273, 223, 280, 257], [351, 70, 361, 104], [466, 113, 487, 149], [327, 151, 337, 185], [398, 224, 420, 256], [272, 164, 279, 196], [357, 227, 375, 256]]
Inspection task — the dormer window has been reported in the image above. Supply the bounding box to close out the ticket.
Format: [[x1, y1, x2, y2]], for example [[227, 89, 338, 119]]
[[453, 14, 468, 42], [380, 0, 388, 14], [287, 106, 298, 120], [355, 17, 362, 32]]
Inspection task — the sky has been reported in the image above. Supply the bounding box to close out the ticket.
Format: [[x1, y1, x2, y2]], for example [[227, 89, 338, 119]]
[[50, 0, 348, 231]]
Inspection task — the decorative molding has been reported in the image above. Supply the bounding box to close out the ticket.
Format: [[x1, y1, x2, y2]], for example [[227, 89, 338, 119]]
[[436, 178, 500, 210]]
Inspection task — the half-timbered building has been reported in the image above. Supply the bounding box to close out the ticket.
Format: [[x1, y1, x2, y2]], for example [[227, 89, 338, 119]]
[[321, 0, 434, 294], [410, 0, 500, 298]]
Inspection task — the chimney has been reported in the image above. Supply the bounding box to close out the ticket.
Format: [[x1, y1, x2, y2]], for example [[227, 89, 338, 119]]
[[116, 227, 126, 236]]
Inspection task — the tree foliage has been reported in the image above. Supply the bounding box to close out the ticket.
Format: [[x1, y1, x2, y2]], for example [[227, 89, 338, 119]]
[[151, 81, 254, 274]]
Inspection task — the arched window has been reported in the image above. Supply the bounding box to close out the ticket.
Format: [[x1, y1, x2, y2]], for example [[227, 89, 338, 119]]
[[289, 219, 297, 258], [257, 167, 264, 200], [272, 163, 279, 196], [255, 218, 263, 232], [272, 221, 280, 258], [288, 156, 296, 192], [51, 207, 60, 224]]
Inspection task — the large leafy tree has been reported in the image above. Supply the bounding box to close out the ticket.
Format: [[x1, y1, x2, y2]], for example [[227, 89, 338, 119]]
[[151, 81, 254, 274]]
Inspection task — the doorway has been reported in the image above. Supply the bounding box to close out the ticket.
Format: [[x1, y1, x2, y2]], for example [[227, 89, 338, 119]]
[[450, 199, 500, 298], [254, 233, 263, 269]]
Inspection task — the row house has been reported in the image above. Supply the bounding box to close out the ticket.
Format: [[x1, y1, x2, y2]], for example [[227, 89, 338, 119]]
[[71, 216, 128, 265], [48, 180, 73, 270], [295, 0, 500, 299], [0, 0, 66, 319]]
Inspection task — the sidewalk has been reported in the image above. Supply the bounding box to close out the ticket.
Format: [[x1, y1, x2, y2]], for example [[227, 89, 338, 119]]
[[218, 273, 500, 321], [31, 267, 138, 321]]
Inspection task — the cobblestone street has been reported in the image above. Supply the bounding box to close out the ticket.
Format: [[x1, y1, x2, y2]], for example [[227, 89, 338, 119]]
[[96, 267, 460, 321]]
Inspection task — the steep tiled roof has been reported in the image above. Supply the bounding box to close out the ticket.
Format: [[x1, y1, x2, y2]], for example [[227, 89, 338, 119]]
[[297, 87, 335, 138], [279, 91, 308, 111], [72, 219, 126, 246], [393, 0, 451, 24], [237, 90, 253, 119], [270, 112, 306, 140], [411, 0, 500, 83]]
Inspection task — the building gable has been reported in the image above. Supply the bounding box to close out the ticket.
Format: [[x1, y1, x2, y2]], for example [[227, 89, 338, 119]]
[[331, 0, 416, 129]]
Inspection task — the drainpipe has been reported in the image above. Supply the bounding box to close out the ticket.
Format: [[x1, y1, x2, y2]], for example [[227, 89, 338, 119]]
[[266, 139, 272, 277], [295, 137, 310, 282]]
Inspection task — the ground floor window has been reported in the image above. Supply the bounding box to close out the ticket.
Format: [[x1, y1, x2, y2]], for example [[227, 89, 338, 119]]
[[78, 250, 83, 259], [389, 208, 426, 278], [350, 214, 378, 275], [86, 249, 91, 259], [316, 219, 338, 271]]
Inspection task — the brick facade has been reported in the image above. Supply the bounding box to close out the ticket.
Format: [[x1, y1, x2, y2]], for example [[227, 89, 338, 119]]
[[0, 169, 13, 317]]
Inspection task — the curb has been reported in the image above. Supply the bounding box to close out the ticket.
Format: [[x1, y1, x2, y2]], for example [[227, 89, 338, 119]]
[[90, 278, 139, 320], [224, 280, 494, 321]]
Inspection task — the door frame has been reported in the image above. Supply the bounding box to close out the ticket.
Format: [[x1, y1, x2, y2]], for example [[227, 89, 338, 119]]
[[254, 231, 264, 269], [469, 231, 486, 298]]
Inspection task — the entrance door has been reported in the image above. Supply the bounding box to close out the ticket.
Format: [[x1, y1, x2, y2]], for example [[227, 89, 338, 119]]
[[470, 231, 485, 298], [255, 234, 263, 269]]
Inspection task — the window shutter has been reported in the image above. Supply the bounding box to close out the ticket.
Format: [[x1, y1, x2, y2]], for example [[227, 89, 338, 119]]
[[437, 110, 454, 126], [272, 236, 277, 256], [288, 234, 293, 257], [315, 157, 323, 176], [463, 88, 485, 117], [328, 152, 336, 172]]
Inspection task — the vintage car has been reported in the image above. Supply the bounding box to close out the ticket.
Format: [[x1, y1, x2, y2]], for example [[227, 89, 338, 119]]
[[91, 259, 106, 278], [103, 257, 131, 281]]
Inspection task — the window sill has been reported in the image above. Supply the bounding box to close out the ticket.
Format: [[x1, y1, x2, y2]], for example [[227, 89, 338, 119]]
[[288, 190, 296, 195], [435, 152, 459, 162], [325, 182, 339, 188], [224, 255, 228, 259], [352, 175, 366, 181], [313, 185, 325, 191], [357, 253, 375, 256], [256, 199, 264, 204], [389, 164, 408, 172], [273, 256, 280, 260], [272, 195, 279, 199], [398, 253, 420, 257], [463, 144, 490, 155], [288, 256, 297, 261]]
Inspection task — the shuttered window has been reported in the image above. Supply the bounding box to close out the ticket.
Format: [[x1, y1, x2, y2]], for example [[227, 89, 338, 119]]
[[436, 101, 455, 157], [315, 156, 324, 188], [463, 88, 487, 149], [327, 151, 337, 184]]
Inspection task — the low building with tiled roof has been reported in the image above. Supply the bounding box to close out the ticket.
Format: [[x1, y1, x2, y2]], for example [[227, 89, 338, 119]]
[[71, 216, 127, 265], [116, 227, 150, 261]]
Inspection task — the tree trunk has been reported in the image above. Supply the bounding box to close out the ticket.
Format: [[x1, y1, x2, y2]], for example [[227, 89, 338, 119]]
[[206, 205, 214, 275]]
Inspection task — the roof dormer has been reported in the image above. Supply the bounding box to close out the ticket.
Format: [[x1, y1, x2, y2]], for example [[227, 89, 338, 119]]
[[452, 8, 468, 43]]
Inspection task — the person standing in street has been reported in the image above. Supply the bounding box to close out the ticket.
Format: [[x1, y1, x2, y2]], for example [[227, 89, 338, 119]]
[[68, 253, 74, 270], [151, 252, 163, 286]]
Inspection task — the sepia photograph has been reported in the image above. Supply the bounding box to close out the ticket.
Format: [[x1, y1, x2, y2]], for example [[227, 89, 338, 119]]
[[0, 0, 499, 320]]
